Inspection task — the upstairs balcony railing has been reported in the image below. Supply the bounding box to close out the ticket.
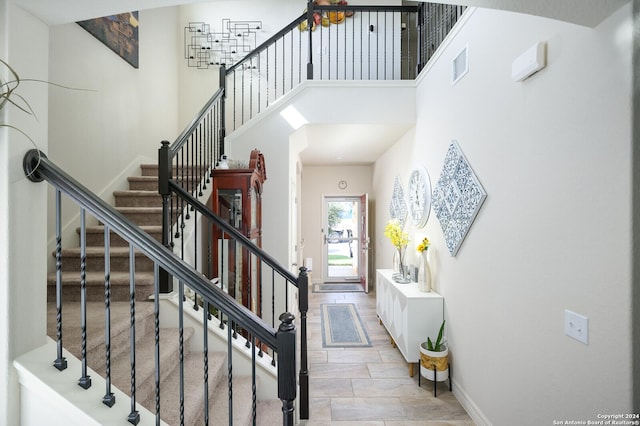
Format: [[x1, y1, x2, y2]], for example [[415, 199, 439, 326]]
[[222, 1, 466, 132]]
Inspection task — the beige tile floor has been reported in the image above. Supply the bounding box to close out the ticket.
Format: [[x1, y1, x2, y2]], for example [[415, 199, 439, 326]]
[[300, 288, 475, 425]]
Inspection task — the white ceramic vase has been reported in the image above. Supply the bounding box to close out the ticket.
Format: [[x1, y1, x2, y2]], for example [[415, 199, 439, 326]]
[[417, 250, 432, 292]]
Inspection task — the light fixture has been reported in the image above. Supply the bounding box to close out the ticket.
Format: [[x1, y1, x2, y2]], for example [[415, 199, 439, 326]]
[[184, 19, 262, 69]]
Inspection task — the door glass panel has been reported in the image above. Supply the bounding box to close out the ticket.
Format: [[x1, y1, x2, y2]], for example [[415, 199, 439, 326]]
[[326, 199, 359, 280], [217, 189, 243, 303]]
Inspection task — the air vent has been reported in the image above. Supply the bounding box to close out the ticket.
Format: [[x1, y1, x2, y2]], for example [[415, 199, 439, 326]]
[[452, 45, 468, 85]]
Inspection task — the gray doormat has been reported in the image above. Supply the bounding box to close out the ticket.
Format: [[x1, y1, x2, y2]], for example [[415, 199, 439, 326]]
[[320, 303, 371, 348], [313, 283, 364, 293]]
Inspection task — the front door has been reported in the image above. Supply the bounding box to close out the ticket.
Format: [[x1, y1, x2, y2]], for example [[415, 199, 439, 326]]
[[323, 195, 369, 290]]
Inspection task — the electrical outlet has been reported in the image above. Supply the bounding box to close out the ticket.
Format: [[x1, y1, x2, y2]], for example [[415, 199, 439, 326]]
[[564, 309, 589, 345]]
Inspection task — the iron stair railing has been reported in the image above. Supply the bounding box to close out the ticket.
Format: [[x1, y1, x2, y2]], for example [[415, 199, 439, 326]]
[[157, 88, 310, 418], [23, 149, 300, 425], [160, 3, 468, 421]]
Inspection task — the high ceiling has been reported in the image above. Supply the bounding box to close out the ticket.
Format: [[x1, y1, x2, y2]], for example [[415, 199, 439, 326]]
[[11, 0, 629, 166], [14, 0, 628, 27]]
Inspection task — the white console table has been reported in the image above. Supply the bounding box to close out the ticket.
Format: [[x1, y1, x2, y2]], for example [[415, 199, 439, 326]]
[[376, 269, 444, 376]]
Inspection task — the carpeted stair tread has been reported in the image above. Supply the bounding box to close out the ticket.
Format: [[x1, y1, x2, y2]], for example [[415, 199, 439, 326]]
[[46, 302, 156, 368], [115, 206, 163, 213], [196, 376, 257, 426], [47, 271, 155, 302], [47, 271, 155, 285], [256, 400, 284, 426], [147, 350, 227, 426], [127, 176, 159, 191], [81, 225, 163, 246], [114, 190, 163, 208], [50, 248, 154, 272], [102, 327, 196, 407]]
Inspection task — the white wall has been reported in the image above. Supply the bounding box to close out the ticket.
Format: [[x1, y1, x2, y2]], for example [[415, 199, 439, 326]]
[[177, 0, 303, 130], [373, 5, 633, 425], [1, 3, 50, 425], [301, 164, 374, 283], [47, 7, 180, 252]]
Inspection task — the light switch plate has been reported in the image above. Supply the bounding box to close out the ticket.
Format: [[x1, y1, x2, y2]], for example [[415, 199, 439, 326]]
[[564, 309, 588, 345]]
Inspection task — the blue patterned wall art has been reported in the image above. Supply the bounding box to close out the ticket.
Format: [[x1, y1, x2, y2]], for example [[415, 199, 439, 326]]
[[389, 175, 408, 227], [432, 141, 487, 256]]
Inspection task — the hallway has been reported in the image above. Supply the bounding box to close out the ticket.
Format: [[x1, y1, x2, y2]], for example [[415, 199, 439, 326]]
[[302, 288, 474, 425]]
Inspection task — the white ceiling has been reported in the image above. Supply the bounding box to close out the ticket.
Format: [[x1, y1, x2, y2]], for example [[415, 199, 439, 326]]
[[12, 0, 628, 166], [14, 0, 628, 27], [300, 123, 413, 166]]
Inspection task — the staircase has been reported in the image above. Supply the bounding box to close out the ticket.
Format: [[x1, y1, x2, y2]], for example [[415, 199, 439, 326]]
[[46, 163, 281, 425]]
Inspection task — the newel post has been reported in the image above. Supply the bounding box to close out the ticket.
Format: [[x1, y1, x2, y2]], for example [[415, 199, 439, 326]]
[[277, 312, 297, 426], [298, 267, 309, 419], [158, 140, 173, 293], [306, 0, 314, 80]]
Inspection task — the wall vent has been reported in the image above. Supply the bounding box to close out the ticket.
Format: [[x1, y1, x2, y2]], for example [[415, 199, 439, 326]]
[[452, 45, 468, 85]]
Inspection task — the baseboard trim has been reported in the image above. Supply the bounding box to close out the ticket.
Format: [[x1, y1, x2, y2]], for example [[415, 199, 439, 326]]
[[452, 377, 492, 426]]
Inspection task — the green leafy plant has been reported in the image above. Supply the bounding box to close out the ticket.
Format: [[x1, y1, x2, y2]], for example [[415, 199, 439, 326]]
[[427, 320, 446, 352], [0, 58, 39, 145], [1, 58, 93, 145]]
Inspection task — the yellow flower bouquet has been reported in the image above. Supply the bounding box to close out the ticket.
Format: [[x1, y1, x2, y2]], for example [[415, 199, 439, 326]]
[[385, 219, 409, 282], [416, 237, 430, 252], [384, 219, 408, 250]]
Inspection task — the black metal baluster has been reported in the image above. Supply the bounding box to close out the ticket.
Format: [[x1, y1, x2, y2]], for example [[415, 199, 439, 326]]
[[203, 300, 210, 426], [78, 208, 91, 390], [249, 56, 254, 121], [232, 71, 237, 131], [376, 11, 380, 80], [227, 319, 233, 425], [128, 244, 140, 425], [241, 61, 245, 126], [103, 225, 115, 406], [282, 36, 285, 96], [174, 152, 182, 240], [179, 280, 185, 425], [251, 335, 257, 426], [271, 270, 276, 367], [266, 49, 269, 107], [154, 263, 161, 425], [53, 189, 67, 371], [274, 38, 278, 100], [198, 123, 204, 196], [185, 141, 192, 217], [258, 53, 262, 113]]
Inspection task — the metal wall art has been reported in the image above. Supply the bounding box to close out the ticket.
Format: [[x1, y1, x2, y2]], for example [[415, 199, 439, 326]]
[[184, 19, 262, 69], [432, 140, 487, 256], [389, 175, 408, 227]]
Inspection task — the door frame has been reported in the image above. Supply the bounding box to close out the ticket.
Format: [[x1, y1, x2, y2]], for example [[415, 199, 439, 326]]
[[322, 194, 369, 291]]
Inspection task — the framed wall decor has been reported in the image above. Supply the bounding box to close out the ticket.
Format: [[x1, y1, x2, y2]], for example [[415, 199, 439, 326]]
[[78, 12, 140, 68], [389, 175, 408, 227], [432, 140, 487, 256]]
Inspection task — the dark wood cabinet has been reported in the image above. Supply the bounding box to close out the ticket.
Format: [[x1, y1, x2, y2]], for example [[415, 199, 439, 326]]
[[209, 150, 266, 315]]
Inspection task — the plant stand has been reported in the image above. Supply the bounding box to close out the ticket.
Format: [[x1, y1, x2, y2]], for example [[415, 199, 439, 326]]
[[418, 362, 452, 397]]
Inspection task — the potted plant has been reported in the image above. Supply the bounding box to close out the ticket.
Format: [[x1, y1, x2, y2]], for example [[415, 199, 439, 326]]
[[419, 319, 449, 382]]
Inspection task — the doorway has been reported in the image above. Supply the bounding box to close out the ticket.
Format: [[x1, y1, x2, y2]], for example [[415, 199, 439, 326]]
[[323, 195, 369, 290]]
